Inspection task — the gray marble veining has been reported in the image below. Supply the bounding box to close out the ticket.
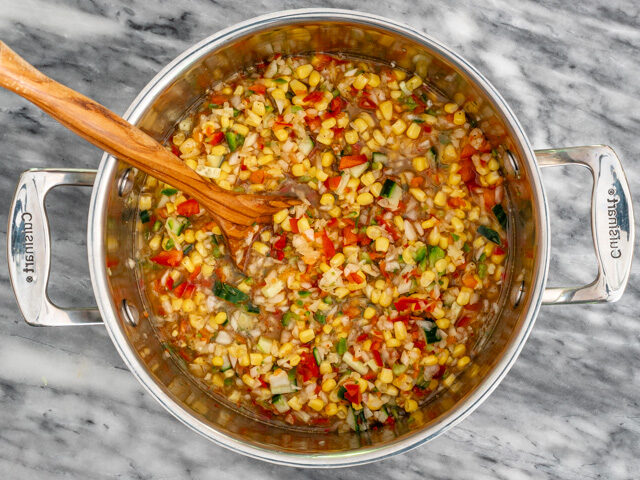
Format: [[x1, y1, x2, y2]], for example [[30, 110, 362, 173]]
[[1, 0, 639, 478]]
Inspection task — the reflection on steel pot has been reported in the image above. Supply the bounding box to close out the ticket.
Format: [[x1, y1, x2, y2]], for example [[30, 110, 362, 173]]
[[6, 9, 634, 467]]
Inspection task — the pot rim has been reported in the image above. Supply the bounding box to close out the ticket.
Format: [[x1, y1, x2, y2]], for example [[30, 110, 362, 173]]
[[87, 8, 550, 467]]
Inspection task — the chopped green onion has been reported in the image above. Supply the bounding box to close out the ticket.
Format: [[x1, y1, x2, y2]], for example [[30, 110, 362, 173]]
[[336, 337, 347, 355], [281, 311, 298, 327], [213, 281, 249, 304]]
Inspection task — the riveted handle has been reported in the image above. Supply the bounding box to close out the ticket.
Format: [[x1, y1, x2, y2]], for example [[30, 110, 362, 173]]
[[7, 168, 102, 326], [536, 145, 634, 304]]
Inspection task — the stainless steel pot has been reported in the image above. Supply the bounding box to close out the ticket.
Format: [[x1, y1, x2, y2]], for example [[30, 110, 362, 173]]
[[7, 9, 634, 467]]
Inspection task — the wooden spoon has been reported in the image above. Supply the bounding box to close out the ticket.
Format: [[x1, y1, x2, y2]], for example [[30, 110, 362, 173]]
[[0, 41, 300, 269]]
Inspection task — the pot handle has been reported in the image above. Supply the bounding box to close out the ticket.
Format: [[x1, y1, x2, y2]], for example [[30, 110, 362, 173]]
[[536, 145, 634, 304], [7, 168, 103, 326]]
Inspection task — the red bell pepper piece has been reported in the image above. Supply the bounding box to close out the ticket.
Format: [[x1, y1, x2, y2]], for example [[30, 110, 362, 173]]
[[297, 352, 320, 382], [183, 283, 196, 299], [458, 158, 476, 182], [343, 227, 358, 246], [328, 96, 345, 114], [151, 250, 183, 267], [289, 217, 300, 233], [273, 234, 287, 250], [248, 84, 266, 95], [208, 131, 225, 146], [371, 349, 383, 367], [305, 115, 321, 131], [358, 96, 377, 110], [176, 199, 200, 217], [173, 282, 187, 298], [320, 231, 335, 258], [394, 297, 421, 312], [338, 154, 367, 170], [303, 91, 324, 103], [209, 94, 228, 105], [348, 272, 364, 284], [343, 383, 362, 404], [326, 176, 342, 191], [455, 316, 472, 328], [460, 143, 477, 159]]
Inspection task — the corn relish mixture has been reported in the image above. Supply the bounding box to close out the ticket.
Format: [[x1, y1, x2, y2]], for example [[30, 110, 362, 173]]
[[137, 54, 509, 431]]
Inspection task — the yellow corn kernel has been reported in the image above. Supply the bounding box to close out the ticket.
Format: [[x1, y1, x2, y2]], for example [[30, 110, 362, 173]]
[[394, 321, 407, 341], [456, 288, 471, 306], [435, 258, 448, 273], [453, 344, 467, 358], [443, 144, 457, 162], [363, 306, 376, 320], [420, 270, 436, 288], [148, 235, 161, 251], [344, 130, 359, 144], [436, 317, 450, 330], [181, 256, 195, 273], [409, 188, 427, 202], [273, 208, 289, 224], [308, 398, 325, 412], [183, 229, 195, 244], [379, 368, 393, 383], [214, 311, 227, 325], [335, 287, 350, 299], [297, 217, 310, 233], [278, 343, 293, 358], [365, 226, 381, 240], [406, 122, 421, 140], [391, 119, 407, 135], [321, 116, 337, 130], [404, 398, 419, 413], [325, 402, 338, 416], [422, 354, 438, 366], [391, 215, 403, 231], [352, 117, 368, 133], [412, 156, 428, 172], [375, 236, 390, 252], [289, 79, 307, 93], [352, 74, 369, 90], [252, 241, 269, 256], [299, 329, 315, 344], [370, 181, 383, 197], [291, 163, 306, 177], [433, 191, 447, 207], [379, 290, 393, 308], [357, 192, 374, 205], [328, 206, 342, 218], [438, 350, 450, 366], [370, 289, 381, 304], [308, 70, 321, 88], [453, 110, 466, 125], [444, 102, 459, 113], [457, 356, 471, 368], [238, 354, 250, 368], [322, 378, 337, 393], [407, 73, 424, 89], [212, 356, 224, 367], [295, 63, 314, 79], [287, 396, 302, 411], [289, 354, 301, 367], [360, 171, 376, 187], [330, 252, 345, 267], [321, 151, 335, 167], [443, 374, 456, 388], [274, 128, 289, 142], [319, 193, 335, 206], [250, 353, 263, 366], [379, 100, 393, 121], [231, 123, 249, 137]]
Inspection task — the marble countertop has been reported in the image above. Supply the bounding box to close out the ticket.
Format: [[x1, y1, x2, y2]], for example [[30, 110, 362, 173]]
[[1, 1, 638, 478]]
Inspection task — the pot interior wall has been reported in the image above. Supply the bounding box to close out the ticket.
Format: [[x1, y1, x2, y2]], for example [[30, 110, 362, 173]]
[[101, 17, 540, 457]]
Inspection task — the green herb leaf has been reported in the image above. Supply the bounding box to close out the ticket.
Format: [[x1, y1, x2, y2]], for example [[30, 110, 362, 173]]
[[492, 204, 508, 229], [139, 209, 150, 223], [478, 225, 501, 245], [281, 311, 298, 327], [161, 188, 178, 196], [424, 324, 440, 344]]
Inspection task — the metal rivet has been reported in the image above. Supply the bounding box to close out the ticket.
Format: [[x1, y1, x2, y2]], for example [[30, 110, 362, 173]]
[[117, 168, 134, 197], [513, 280, 525, 308], [121, 299, 139, 327], [506, 150, 521, 179]]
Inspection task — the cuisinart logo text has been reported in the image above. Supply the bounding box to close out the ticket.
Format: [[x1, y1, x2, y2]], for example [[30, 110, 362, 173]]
[[607, 187, 622, 259], [21, 212, 35, 281]]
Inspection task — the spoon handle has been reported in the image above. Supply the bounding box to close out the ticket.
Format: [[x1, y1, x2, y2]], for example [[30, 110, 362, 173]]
[[0, 41, 256, 224]]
